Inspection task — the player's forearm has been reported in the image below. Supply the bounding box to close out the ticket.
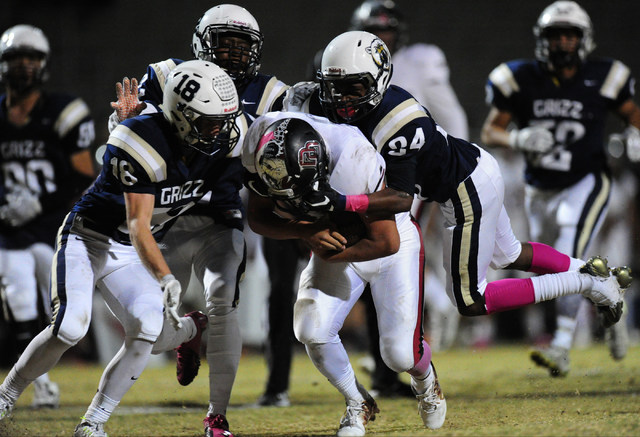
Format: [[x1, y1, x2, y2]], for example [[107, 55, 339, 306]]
[[129, 219, 171, 281], [361, 188, 413, 216]]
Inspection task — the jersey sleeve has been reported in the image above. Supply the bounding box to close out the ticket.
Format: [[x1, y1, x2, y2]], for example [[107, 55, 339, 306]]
[[138, 58, 182, 106], [55, 97, 95, 154], [105, 121, 169, 194]]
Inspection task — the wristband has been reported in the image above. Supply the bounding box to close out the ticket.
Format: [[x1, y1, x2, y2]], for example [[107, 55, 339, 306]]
[[345, 194, 369, 213]]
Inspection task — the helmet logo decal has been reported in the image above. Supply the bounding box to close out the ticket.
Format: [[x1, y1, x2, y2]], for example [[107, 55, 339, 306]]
[[366, 38, 389, 69], [258, 119, 291, 186], [298, 141, 320, 169]]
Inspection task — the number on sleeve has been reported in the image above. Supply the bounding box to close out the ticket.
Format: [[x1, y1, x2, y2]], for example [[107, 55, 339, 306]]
[[110, 157, 138, 186]]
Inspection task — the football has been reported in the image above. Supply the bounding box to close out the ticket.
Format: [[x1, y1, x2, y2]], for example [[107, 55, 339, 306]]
[[328, 211, 367, 247]]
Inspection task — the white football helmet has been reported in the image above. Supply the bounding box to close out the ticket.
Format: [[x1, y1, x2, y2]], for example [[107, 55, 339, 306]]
[[191, 4, 263, 87], [0, 24, 50, 89], [162, 60, 241, 155], [318, 31, 392, 123], [534, 1, 594, 70]]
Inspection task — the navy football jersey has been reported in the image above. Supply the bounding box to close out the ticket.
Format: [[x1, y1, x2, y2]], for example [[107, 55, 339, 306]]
[[486, 58, 634, 189], [136, 58, 287, 226], [72, 112, 237, 243], [305, 85, 480, 203], [0, 92, 95, 249]]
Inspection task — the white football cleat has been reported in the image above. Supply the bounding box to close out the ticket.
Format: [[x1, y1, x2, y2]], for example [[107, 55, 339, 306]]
[[73, 417, 108, 437], [579, 256, 623, 307], [0, 393, 13, 420], [412, 364, 447, 429], [32, 380, 60, 409], [336, 397, 379, 436]]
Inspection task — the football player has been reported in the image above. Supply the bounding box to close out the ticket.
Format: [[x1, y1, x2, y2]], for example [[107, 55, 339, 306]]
[[107, 5, 289, 435], [0, 60, 245, 437], [243, 112, 446, 435], [481, 1, 640, 377], [0, 24, 96, 409], [284, 30, 629, 397]]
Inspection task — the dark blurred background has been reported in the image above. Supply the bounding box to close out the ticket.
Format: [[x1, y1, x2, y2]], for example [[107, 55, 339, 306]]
[[3, 0, 640, 145]]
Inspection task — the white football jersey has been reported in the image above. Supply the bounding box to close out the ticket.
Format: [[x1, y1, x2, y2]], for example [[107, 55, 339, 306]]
[[391, 43, 469, 140]]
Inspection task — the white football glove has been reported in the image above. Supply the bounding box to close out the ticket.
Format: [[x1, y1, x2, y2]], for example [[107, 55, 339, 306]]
[[509, 126, 554, 153], [160, 274, 182, 330], [624, 125, 640, 162], [0, 186, 42, 227], [283, 81, 319, 112]]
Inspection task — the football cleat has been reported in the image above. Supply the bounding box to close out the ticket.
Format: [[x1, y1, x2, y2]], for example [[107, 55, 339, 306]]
[[579, 256, 623, 307], [73, 417, 108, 437], [31, 380, 59, 409], [175, 311, 207, 386], [611, 266, 632, 289], [597, 302, 623, 329], [336, 397, 379, 436], [0, 393, 13, 420], [530, 346, 570, 377], [204, 413, 233, 437], [256, 391, 290, 407], [412, 364, 447, 430]]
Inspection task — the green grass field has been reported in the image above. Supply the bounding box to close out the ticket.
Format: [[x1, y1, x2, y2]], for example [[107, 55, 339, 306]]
[[1, 344, 639, 436]]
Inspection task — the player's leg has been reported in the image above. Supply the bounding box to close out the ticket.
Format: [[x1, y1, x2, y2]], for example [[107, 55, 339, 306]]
[[293, 258, 376, 436], [367, 216, 446, 430], [528, 172, 611, 376], [76, 243, 164, 435], [191, 220, 245, 432]]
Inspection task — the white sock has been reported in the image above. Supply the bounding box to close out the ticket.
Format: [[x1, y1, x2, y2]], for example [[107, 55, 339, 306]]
[[532, 271, 591, 303], [84, 392, 119, 424], [410, 363, 433, 395], [306, 342, 364, 404], [0, 367, 32, 403], [151, 316, 196, 354], [550, 316, 577, 350]]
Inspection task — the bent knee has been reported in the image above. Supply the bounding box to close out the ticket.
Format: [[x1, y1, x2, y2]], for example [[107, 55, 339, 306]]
[[55, 310, 92, 345], [293, 298, 330, 345], [380, 342, 415, 373], [457, 300, 487, 317]]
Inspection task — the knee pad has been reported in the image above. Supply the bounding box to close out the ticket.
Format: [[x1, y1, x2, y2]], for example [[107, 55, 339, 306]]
[[293, 298, 330, 345], [54, 307, 92, 346], [379, 336, 415, 373], [124, 295, 164, 342]]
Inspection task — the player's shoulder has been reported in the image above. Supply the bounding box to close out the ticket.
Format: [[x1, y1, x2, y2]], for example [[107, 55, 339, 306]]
[[584, 57, 631, 77], [41, 91, 92, 136], [108, 113, 174, 182], [42, 91, 90, 114]]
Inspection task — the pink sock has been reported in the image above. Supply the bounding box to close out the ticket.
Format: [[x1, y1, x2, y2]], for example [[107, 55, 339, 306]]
[[407, 340, 432, 377], [528, 241, 570, 274], [484, 278, 535, 314]]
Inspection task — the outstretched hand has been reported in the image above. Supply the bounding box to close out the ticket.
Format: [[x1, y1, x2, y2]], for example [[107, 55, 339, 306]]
[[110, 77, 146, 122]]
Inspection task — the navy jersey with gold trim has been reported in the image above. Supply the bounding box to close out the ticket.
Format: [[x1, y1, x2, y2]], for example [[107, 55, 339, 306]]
[[136, 58, 287, 227], [72, 112, 230, 244], [486, 58, 634, 189], [0, 92, 95, 249], [306, 85, 480, 203]]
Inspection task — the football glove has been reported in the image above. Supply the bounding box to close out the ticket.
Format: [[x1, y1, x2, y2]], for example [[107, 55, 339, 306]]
[[0, 186, 42, 227], [509, 126, 554, 153], [624, 125, 640, 162], [283, 81, 319, 112], [108, 77, 146, 133], [302, 185, 346, 213], [160, 274, 182, 330]]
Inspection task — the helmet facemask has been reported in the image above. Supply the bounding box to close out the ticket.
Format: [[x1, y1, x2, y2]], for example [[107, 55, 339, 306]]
[[179, 106, 241, 156], [319, 73, 380, 123], [0, 25, 50, 94], [193, 25, 263, 88]]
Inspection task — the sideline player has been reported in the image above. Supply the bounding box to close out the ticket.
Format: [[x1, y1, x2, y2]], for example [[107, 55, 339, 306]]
[[243, 112, 446, 435], [0, 24, 96, 409], [481, 0, 640, 376]]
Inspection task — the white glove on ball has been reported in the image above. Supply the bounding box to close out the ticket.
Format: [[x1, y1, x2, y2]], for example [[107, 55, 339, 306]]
[[160, 274, 182, 329]]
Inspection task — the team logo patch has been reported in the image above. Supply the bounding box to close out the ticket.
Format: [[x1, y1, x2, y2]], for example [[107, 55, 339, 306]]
[[366, 38, 390, 69], [298, 140, 320, 169]]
